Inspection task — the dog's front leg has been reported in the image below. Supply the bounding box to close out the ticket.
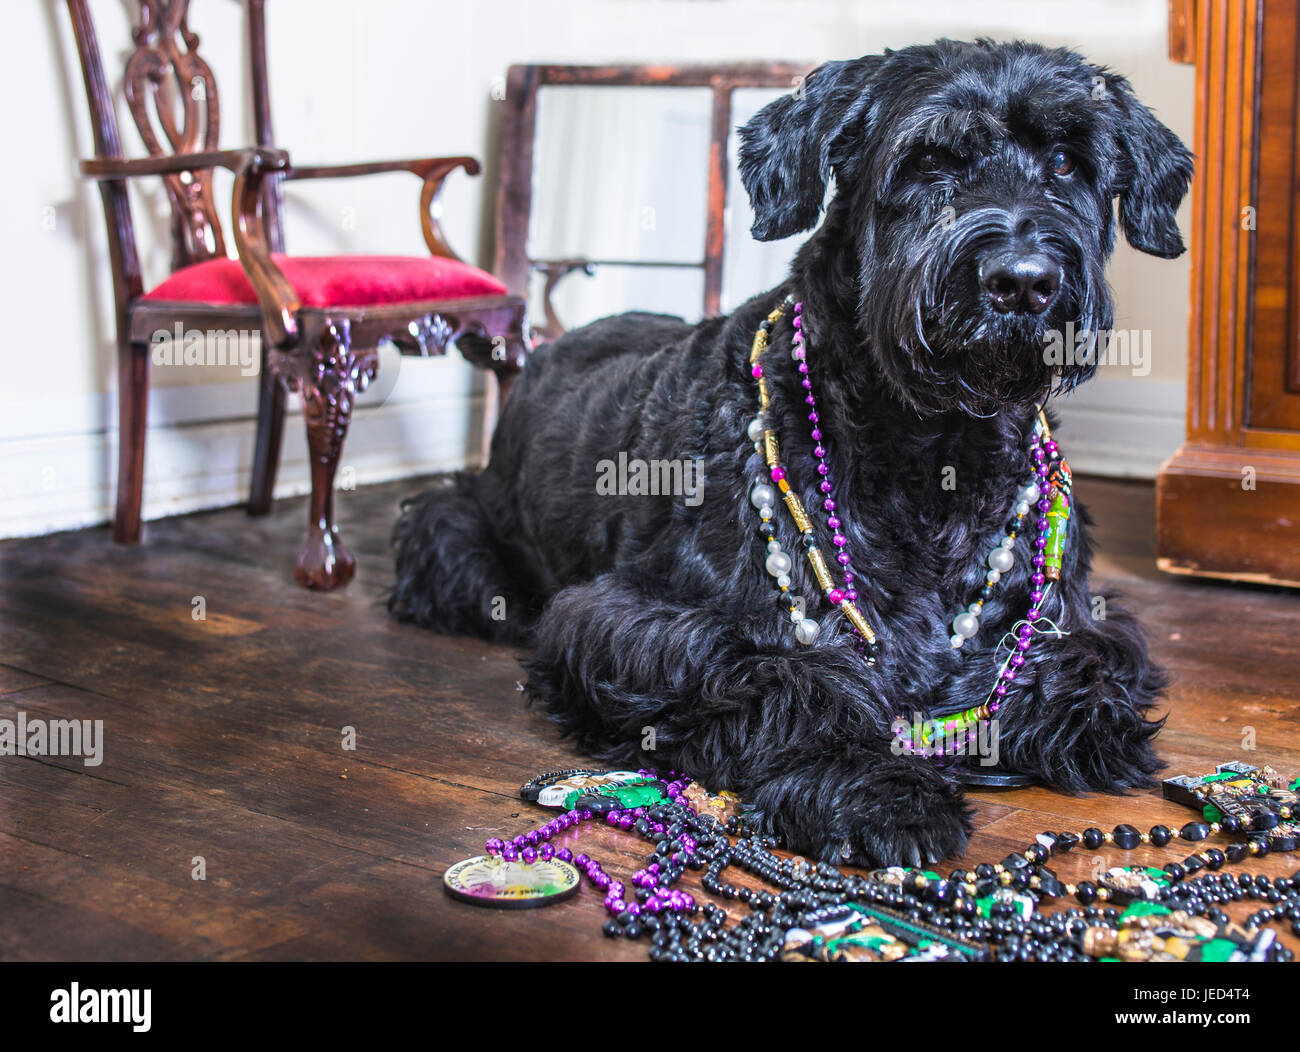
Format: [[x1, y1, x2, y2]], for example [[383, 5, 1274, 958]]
[[935, 487, 1167, 792], [525, 573, 971, 867], [993, 592, 1167, 793], [738, 731, 973, 868]]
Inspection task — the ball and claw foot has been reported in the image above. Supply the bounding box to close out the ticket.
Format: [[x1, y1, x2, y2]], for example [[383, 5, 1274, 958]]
[[295, 522, 355, 590]]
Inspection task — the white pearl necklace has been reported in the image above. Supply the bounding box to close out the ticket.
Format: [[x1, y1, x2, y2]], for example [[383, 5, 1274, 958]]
[[750, 408, 1052, 651], [948, 440, 1046, 650]]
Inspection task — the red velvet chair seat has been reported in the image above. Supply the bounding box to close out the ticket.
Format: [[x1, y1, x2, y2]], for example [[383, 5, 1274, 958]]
[[143, 254, 508, 308]]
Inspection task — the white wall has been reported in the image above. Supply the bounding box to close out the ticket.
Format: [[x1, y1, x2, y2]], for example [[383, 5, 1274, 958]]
[[2, 0, 1192, 537]]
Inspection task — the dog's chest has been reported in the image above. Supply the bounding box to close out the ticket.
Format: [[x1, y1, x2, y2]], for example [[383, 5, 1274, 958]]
[[828, 433, 1030, 633]]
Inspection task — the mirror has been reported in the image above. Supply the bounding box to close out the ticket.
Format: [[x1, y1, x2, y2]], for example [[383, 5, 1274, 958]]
[[530, 86, 711, 263], [529, 84, 711, 325], [496, 64, 814, 339]]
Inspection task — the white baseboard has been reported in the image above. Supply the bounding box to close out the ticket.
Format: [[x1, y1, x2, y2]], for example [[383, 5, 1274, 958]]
[[1049, 376, 1185, 479], [0, 358, 486, 538], [0, 367, 1185, 538]]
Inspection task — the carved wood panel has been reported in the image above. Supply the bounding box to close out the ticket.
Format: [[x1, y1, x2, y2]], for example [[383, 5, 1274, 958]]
[[123, 0, 225, 269], [1246, 0, 1300, 417], [1156, 0, 1300, 587]]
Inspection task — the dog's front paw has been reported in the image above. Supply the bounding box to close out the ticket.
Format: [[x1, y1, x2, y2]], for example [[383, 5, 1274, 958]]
[[1019, 699, 1165, 793], [839, 757, 972, 868], [749, 755, 972, 868]]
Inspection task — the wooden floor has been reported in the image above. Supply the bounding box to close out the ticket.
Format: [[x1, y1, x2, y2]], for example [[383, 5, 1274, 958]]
[[1, 475, 1298, 961]]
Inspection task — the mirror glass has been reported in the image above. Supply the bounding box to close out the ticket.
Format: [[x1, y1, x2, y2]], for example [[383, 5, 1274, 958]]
[[530, 86, 712, 264], [524, 81, 819, 332]]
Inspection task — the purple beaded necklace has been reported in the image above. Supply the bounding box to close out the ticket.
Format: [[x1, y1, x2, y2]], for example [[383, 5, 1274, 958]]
[[484, 772, 699, 922], [793, 302, 859, 605]]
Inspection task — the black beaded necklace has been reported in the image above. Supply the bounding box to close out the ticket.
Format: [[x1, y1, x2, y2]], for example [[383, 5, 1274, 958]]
[[481, 765, 1299, 962], [622, 791, 1299, 963]]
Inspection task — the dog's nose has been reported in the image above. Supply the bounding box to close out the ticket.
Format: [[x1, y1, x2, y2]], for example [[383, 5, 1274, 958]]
[[979, 253, 1062, 315]]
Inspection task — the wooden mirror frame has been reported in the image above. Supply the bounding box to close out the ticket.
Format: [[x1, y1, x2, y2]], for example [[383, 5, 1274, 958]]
[[493, 63, 812, 339]]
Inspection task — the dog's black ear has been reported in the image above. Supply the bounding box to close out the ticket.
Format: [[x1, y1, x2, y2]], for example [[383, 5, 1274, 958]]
[[1103, 74, 1194, 258], [738, 57, 881, 241]]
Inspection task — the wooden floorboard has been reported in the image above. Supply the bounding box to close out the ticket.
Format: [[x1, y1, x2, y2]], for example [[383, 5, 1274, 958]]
[[1, 475, 1298, 960]]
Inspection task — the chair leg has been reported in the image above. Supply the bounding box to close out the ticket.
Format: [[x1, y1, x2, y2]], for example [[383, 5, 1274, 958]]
[[293, 319, 365, 590], [113, 339, 149, 543], [248, 343, 286, 516], [495, 367, 518, 405]]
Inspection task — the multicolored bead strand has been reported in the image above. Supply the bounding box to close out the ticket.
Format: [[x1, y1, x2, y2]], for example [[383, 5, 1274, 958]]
[[949, 424, 1047, 649], [483, 762, 1300, 961], [747, 297, 879, 657], [981, 430, 1055, 714]]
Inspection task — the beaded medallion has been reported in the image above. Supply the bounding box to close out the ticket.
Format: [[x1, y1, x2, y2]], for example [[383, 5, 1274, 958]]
[[520, 768, 663, 811], [442, 854, 580, 909]]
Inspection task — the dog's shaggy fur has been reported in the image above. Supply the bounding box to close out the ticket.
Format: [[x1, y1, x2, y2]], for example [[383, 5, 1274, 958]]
[[391, 40, 1193, 867]]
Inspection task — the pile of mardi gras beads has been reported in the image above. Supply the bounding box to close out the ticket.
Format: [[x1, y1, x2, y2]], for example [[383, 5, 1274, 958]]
[[477, 768, 1299, 962]]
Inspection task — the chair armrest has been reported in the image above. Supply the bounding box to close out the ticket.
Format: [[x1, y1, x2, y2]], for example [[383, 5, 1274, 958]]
[[83, 147, 300, 346], [230, 159, 300, 348], [80, 147, 291, 181], [284, 156, 480, 261], [285, 156, 479, 181]]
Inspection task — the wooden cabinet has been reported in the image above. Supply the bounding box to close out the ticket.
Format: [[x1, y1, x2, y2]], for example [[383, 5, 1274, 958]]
[[1156, 0, 1300, 585]]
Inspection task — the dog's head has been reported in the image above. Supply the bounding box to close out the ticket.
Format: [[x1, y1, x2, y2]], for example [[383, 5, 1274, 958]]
[[739, 40, 1194, 416]]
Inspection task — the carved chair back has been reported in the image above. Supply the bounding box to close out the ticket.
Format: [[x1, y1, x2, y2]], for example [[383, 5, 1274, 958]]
[[65, 0, 284, 308]]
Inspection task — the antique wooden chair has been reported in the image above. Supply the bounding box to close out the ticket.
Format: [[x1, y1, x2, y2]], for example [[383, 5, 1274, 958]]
[[65, 0, 529, 589]]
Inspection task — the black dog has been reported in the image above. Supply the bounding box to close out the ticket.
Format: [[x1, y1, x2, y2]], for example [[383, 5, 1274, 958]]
[[391, 40, 1192, 867]]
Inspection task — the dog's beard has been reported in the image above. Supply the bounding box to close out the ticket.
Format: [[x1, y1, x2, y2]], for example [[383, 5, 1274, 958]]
[[862, 210, 1109, 417], [918, 313, 1059, 416]]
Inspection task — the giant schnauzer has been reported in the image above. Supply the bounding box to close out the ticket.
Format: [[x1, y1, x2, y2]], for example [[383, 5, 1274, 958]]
[[391, 39, 1193, 867]]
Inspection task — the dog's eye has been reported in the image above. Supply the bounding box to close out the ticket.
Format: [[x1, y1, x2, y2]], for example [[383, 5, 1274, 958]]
[[916, 152, 943, 175], [915, 149, 959, 177], [1049, 148, 1075, 176]]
